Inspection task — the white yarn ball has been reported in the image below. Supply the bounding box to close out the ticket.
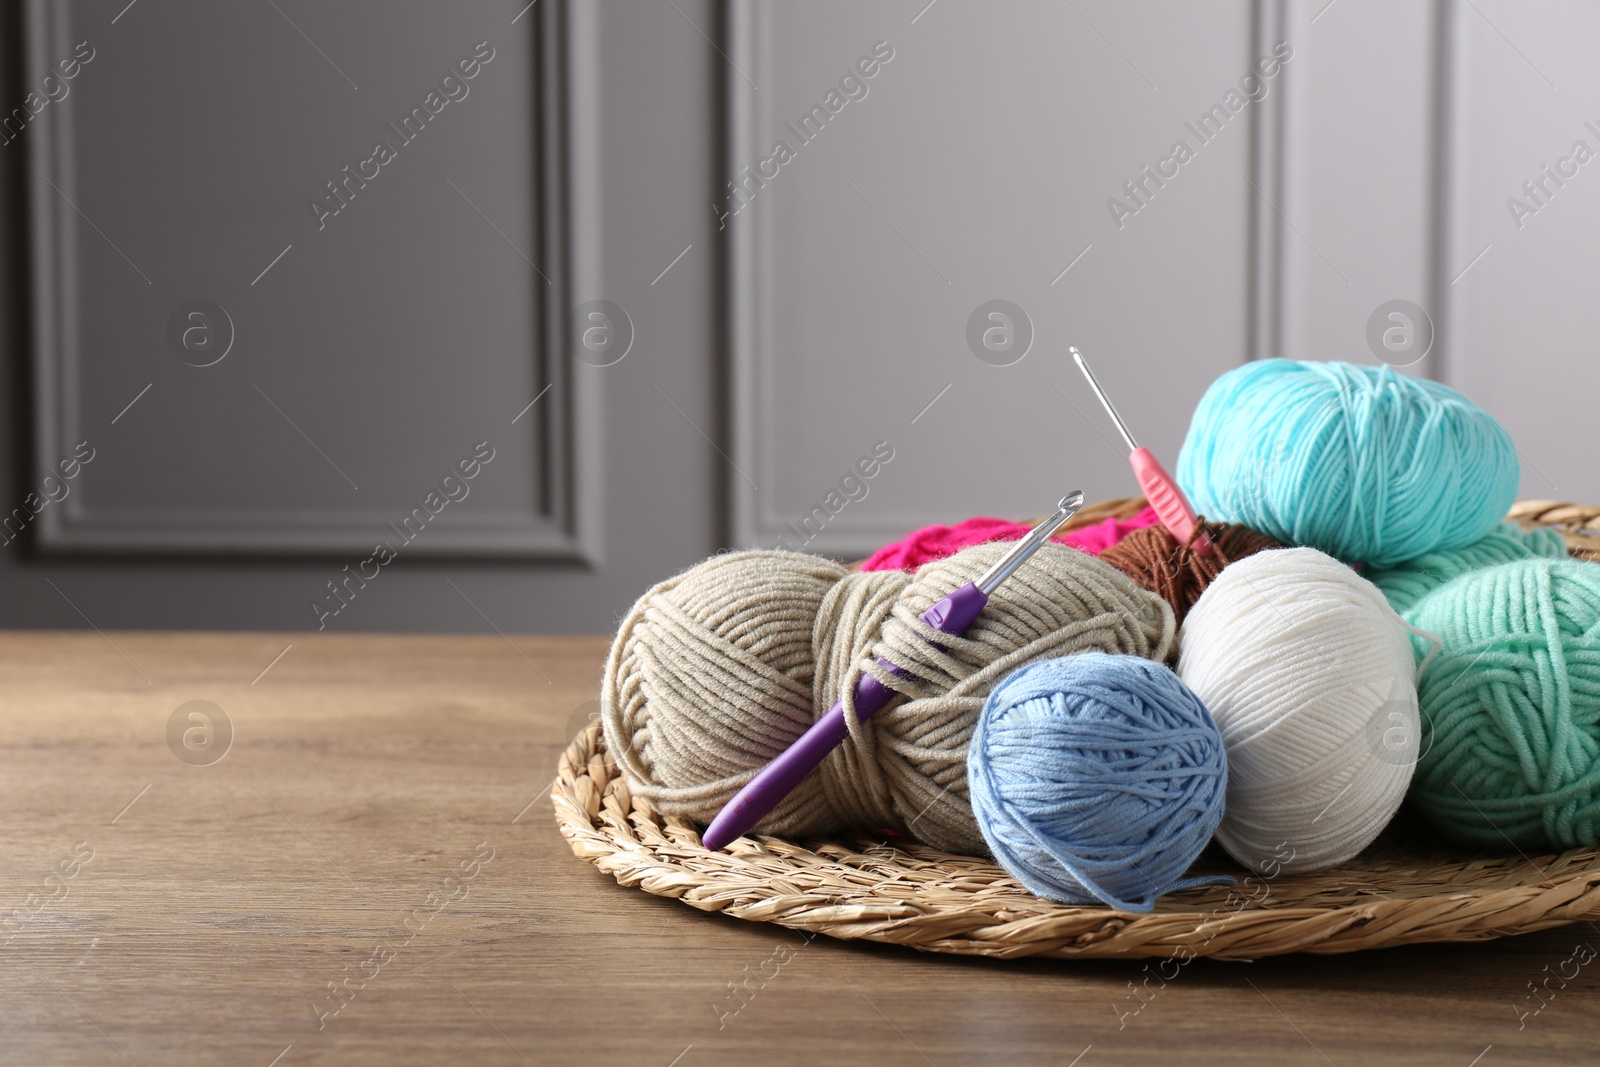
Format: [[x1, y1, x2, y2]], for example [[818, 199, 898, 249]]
[[1177, 547, 1419, 875]]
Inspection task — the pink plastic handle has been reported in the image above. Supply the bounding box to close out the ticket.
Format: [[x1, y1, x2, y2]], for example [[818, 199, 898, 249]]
[[1130, 447, 1212, 556]]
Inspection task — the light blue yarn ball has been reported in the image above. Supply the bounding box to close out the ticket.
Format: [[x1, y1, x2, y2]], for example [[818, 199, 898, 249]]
[[968, 653, 1228, 912], [1176, 360, 1520, 568]]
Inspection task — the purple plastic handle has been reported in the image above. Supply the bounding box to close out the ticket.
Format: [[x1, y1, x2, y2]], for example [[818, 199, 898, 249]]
[[701, 581, 990, 851]]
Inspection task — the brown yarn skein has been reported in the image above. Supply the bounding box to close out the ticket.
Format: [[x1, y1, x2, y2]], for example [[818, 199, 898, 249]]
[[1099, 520, 1282, 625], [601, 541, 1176, 855]]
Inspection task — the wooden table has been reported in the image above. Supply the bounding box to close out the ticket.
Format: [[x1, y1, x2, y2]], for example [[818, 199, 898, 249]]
[[2, 631, 1596, 1066]]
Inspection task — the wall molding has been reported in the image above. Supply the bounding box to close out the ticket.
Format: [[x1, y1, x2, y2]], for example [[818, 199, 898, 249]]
[[23, 0, 602, 561], [726, 0, 769, 553], [1247, 0, 1441, 381], [1428, 0, 1464, 387], [1248, 0, 1287, 363]]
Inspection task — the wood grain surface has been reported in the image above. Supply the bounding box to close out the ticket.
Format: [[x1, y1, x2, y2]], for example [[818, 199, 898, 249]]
[[2, 630, 1597, 1066]]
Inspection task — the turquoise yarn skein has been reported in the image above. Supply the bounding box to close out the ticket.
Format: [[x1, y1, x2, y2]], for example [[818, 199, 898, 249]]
[[1177, 360, 1520, 568], [1404, 557, 1600, 849], [1367, 521, 1567, 614], [968, 653, 1227, 912]]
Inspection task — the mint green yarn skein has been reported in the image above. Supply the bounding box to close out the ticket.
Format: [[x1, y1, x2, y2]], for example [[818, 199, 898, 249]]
[[1367, 521, 1567, 614], [1177, 360, 1520, 568], [1404, 557, 1600, 849]]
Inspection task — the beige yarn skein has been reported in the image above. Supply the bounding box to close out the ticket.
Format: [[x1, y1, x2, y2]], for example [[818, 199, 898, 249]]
[[601, 541, 1176, 854]]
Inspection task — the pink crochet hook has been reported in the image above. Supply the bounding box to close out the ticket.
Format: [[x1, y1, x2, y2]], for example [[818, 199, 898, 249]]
[[1072, 346, 1212, 555]]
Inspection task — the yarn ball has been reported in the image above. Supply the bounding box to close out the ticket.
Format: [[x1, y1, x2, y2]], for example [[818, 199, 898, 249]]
[[1178, 547, 1420, 874], [1402, 557, 1600, 850], [860, 507, 1160, 572], [1176, 360, 1520, 567], [602, 541, 1176, 855], [1365, 521, 1568, 614], [968, 653, 1228, 911], [1099, 520, 1283, 625]]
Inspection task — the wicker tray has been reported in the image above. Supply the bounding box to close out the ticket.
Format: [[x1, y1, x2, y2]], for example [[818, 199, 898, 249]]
[[553, 499, 1600, 960]]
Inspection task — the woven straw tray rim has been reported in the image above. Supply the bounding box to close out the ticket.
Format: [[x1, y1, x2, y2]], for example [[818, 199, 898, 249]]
[[552, 499, 1600, 961]]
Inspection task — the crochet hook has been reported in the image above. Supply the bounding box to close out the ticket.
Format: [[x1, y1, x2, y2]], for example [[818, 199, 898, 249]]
[[701, 490, 1086, 852], [1071, 346, 1212, 555]]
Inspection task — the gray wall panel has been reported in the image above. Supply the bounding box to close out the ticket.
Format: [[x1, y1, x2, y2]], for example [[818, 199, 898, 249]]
[[0, 0, 726, 635], [28, 0, 581, 556], [1274, 0, 1438, 377], [0, 0, 1589, 638], [732, 0, 1261, 557]]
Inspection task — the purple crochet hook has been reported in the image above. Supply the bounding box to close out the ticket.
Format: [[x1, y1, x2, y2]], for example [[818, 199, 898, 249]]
[[701, 490, 1086, 852]]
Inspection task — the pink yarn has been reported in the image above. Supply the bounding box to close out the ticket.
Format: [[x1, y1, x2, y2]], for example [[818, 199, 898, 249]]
[[861, 507, 1160, 572]]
